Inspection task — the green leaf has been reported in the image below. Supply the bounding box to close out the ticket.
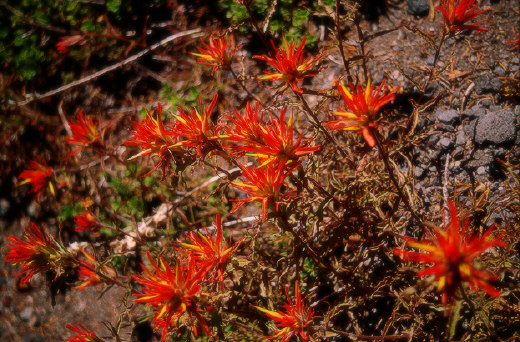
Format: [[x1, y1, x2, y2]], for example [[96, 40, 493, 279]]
[[107, 0, 121, 13]]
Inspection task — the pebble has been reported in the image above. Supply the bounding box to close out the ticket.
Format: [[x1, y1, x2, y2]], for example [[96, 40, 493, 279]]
[[435, 108, 459, 124], [407, 0, 430, 15], [439, 137, 453, 149]]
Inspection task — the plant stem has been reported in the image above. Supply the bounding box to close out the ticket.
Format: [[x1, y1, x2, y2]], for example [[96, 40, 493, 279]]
[[421, 32, 446, 95], [335, 0, 352, 81], [370, 127, 423, 226], [353, 11, 368, 82], [230, 69, 264, 106]]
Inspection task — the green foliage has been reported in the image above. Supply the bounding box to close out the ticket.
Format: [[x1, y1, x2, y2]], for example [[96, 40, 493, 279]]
[[58, 202, 84, 221], [218, 0, 318, 47]]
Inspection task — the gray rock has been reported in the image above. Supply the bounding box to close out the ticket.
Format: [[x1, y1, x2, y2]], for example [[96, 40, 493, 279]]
[[474, 75, 502, 94], [407, 0, 430, 15], [414, 166, 426, 178], [435, 108, 459, 124], [19, 307, 33, 322], [456, 131, 466, 145], [467, 150, 494, 169], [494, 66, 506, 77], [439, 137, 453, 149], [463, 120, 477, 141], [462, 106, 485, 119], [475, 110, 516, 145], [476, 166, 488, 175]]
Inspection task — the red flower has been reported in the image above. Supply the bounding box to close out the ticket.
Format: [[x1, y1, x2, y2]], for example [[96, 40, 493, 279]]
[[253, 36, 323, 93], [6, 223, 62, 284], [255, 281, 314, 342], [221, 101, 265, 147], [394, 201, 507, 305], [506, 34, 520, 49], [170, 94, 220, 156], [74, 211, 102, 232], [240, 109, 320, 167], [125, 103, 183, 178], [325, 79, 397, 147], [67, 110, 105, 155], [192, 33, 234, 74], [436, 0, 489, 34], [133, 252, 213, 340], [65, 323, 104, 342], [75, 250, 114, 291], [57, 35, 86, 54], [178, 214, 243, 289], [231, 162, 296, 220], [18, 160, 55, 198]]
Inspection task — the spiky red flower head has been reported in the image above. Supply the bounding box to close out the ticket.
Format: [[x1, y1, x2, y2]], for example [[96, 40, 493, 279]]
[[178, 214, 243, 289], [192, 33, 234, 74], [255, 281, 314, 342], [436, 0, 489, 35], [394, 201, 507, 306], [221, 101, 265, 147], [133, 252, 213, 340], [6, 223, 62, 284], [18, 160, 54, 198], [65, 323, 104, 342], [57, 35, 86, 54], [125, 103, 183, 178], [66, 110, 105, 156], [75, 250, 115, 291], [74, 211, 102, 232], [253, 36, 323, 93], [170, 94, 220, 156], [325, 79, 397, 147], [231, 162, 297, 220], [240, 109, 320, 167]]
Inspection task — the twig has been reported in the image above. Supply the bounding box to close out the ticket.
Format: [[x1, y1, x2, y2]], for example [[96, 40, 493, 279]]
[[13, 28, 202, 106], [335, 0, 352, 80], [442, 153, 451, 223]]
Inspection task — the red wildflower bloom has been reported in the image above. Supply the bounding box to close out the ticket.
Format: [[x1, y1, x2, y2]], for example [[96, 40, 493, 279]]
[[74, 211, 102, 232], [241, 109, 320, 167], [18, 160, 55, 198], [506, 34, 520, 49], [57, 35, 86, 54], [436, 0, 489, 34], [6, 223, 64, 284], [192, 33, 234, 74], [325, 79, 397, 147], [255, 281, 314, 342], [65, 323, 104, 342], [66, 110, 105, 155], [178, 214, 243, 289], [170, 94, 220, 156], [253, 36, 323, 93], [221, 101, 264, 146], [394, 201, 507, 305], [125, 103, 183, 178], [133, 252, 212, 340], [231, 162, 296, 220]]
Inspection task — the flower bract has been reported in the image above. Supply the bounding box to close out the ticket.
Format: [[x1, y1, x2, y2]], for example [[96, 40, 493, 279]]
[[65, 323, 104, 342], [18, 160, 55, 198], [192, 33, 234, 74], [436, 0, 489, 35]]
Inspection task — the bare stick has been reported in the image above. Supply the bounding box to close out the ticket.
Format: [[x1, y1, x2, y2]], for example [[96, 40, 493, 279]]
[[14, 28, 202, 106]]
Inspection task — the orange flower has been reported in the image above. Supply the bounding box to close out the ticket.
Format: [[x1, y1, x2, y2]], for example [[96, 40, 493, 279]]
[[325, 79, 397, 147], [18, 160, 55, 198], [231, 162, 296, 220], [255, 281, 314, 342], [192, 33, 234, 74], [125, 103, 183, 178], [74, 211, 102, 232], [133, 252, 212, 340], [394, 201, 507, 305], [170, 94, 220, 156], [240, 109, 320, 167], [253, 36, 323, 93], [178, 214, 243, 289], [6, 223, 68, 284], [436, 0, 489, 35], [65, 323, 104, 342]]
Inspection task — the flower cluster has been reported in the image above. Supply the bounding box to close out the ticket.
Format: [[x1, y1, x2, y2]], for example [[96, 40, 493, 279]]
[[67, 110, 106, 156], [65, 323, 104, 342], [394, 201, 506, 305], [254, 36, 323, 93], [74, 211, 102, 232], [326, 79, 397, 147], [436, 0, 489, 35], [255, 281, 314, 342]]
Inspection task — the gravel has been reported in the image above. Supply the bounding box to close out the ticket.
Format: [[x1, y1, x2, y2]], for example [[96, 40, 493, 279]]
[[475, 110, 516, 145]]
